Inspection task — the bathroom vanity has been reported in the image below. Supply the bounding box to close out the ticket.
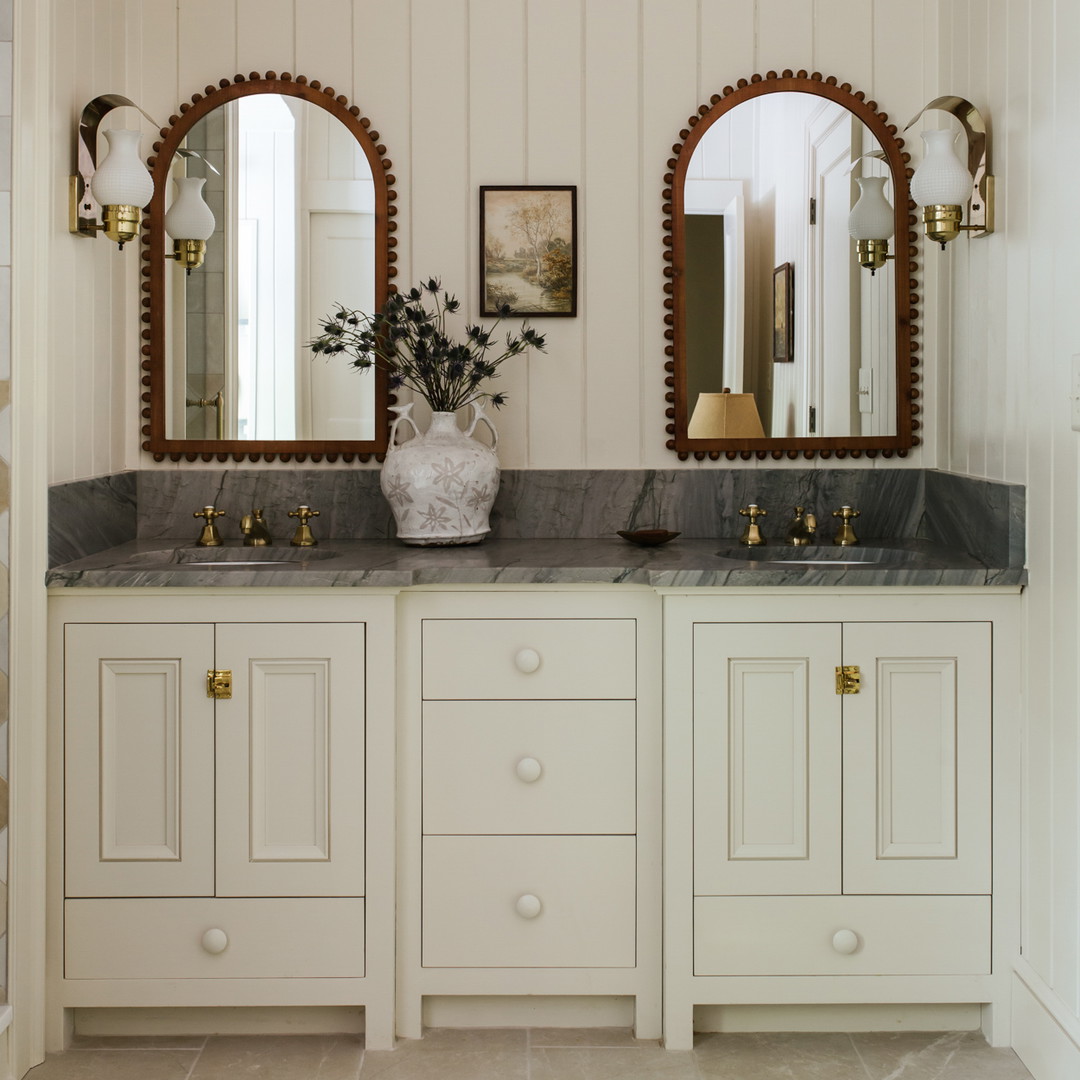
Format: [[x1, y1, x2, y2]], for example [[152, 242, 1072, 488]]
[[44, 525, 1023, 1050]]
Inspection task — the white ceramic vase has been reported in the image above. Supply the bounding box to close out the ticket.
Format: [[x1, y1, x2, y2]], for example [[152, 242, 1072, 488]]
[[380, 402, 500, 545]]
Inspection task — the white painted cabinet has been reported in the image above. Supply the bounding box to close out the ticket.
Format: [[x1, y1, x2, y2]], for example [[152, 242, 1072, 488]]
[[663, 592, 1019, 1051], [49, 593, 396, 1049], [397, 590, 662, 1040]]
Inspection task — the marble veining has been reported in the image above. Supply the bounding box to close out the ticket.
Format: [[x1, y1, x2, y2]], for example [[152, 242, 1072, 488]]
[[48, 472, 136, 567], [922, 470, 1025, 569]]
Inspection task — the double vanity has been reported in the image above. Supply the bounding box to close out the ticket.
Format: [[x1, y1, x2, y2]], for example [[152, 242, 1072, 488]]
[[43, 468, 1025, 1051]]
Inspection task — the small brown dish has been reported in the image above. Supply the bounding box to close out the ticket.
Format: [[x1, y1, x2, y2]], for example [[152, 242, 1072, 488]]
[[617, 529, 681, 547]]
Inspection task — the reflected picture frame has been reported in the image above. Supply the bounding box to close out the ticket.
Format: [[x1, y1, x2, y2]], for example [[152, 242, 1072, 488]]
[[480, 185, 577, 317], [772, 261, 794, 362]]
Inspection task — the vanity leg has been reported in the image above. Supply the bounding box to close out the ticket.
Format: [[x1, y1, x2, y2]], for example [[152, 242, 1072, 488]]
[[396, 990, 423, 1042], [662, 1000, 694, 1052], [363, 1001, 395, 1051], [634, 988, 663, 1042]]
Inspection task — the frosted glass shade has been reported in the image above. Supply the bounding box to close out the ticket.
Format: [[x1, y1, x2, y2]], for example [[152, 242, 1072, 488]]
[[90, 129, 153, 208], [847, 177, 895, 241], [910, 129, 973, 206], [688, 392, 765, 439], [165, 177, 216, 241]]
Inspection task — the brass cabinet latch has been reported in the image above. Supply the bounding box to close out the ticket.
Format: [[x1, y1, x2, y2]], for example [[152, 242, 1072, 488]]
[[207, 669, 232, 699], [835, 665, 861, 694]]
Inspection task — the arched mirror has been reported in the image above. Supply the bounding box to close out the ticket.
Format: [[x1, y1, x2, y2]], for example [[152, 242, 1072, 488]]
[[142, 72, 396, 462], [663, 71, 919, 460]]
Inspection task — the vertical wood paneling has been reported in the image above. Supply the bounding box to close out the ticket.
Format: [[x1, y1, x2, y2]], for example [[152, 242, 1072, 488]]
[[467, 0, 527, 462], [642, 0, 697, 467], [754, 0, 814, 73], [700, 0, 754, 92], [236, 0, 294, 76], [812, 0, 871, 90], [177, 0, 238, 92], [525, 0, 583, 466], [295, 0, 352, 93]]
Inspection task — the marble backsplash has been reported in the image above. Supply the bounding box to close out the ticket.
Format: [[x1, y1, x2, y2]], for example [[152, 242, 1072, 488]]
[[48, 468, 1026, 569]]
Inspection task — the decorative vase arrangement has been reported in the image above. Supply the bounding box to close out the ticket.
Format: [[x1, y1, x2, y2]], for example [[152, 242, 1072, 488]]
[[311, 278, 546, 545]]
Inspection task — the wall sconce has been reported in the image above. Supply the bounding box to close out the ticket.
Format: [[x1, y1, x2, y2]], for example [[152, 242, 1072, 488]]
[[70, 94, 158, 249], [905, 96, 995, 248], [164, 177, 215, 272], [848, 175, 895, 275]]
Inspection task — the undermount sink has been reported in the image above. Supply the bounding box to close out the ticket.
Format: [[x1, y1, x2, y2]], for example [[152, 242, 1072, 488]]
[[120, 546, 341, 567], [714, 545, 903, 565]]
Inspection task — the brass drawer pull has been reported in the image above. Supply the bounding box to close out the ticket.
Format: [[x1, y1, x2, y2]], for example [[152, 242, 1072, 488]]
[[207, 669, 232, 699], [835, 666, 860, 694]]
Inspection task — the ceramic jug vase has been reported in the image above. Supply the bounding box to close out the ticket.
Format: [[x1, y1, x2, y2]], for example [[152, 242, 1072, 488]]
[[380, 402, 500, 545]]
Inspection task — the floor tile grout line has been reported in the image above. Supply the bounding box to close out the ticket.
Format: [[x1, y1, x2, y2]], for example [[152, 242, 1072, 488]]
[[846, 1033, 876, 1080]]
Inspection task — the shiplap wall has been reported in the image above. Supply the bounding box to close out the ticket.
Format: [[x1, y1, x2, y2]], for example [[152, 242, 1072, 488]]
[[47, 0, 938, 481], [939, 0, 1080, 1059]]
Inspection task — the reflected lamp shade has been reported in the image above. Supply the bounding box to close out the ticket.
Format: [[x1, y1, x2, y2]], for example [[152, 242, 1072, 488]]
[[165, 177, 216, 241], [687, 392, 765, 439], [89, 128, 154, 208], [847, 177, 895, 241], [910, 130, 973, 206]]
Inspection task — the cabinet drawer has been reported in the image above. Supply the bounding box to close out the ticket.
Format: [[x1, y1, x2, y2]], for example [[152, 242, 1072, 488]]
[[423, 836, 636, 968], [65, 898, 365, 980], [422, 619, 636, 700], [423, 700, 636, 834], [694, 895, 990, 976]]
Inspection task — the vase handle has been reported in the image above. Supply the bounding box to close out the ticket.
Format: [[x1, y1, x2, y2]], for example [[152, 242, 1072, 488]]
[[464, 400, 499, 451], [388, 404, 421, 449]]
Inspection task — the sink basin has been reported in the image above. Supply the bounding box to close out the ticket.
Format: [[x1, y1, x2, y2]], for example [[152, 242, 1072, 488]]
[[119, 546, 341, 568], [715, 545, 903, 566]]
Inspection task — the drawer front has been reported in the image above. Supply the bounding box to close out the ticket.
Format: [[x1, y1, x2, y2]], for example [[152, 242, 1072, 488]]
[[65, 898, 365, 980], [422, 619, 636, 700], [694, 895, 990, 976], [423, 700, 636, 834], [423, 836, 636, 968]]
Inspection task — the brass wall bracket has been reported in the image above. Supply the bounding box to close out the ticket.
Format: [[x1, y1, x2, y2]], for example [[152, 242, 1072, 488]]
[[207, 669, 232, 699], [836, 666, 861, 695]]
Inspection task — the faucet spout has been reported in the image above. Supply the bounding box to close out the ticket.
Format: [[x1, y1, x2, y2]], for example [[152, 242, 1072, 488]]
[[785, 506, 817, 546], [240, 508, 272, 546]]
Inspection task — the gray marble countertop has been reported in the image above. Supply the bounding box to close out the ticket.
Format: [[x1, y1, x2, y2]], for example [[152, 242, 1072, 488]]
[[46, 537, 1027, 589]]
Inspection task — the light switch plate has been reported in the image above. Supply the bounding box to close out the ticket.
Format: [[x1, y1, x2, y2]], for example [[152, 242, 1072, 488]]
[[1071, 354, 1080, 432], [858, 367, 873, 414]]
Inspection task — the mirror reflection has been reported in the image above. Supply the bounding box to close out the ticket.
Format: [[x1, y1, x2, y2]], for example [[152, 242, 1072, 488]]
[[678, 88, 903, 444], [165, 94, 376, 442]]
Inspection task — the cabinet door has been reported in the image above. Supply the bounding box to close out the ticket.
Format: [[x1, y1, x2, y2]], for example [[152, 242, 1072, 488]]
[[842, 622, 991, 894], [65, 623, 216, 898], [214, 623, 366, 897], [693, 623, 842, 895]]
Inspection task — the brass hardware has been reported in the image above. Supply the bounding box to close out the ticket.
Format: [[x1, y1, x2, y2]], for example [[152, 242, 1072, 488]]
[[836, 665, 861, 695], [167, 238, 208, 272], [855, 238, 893, 274], [785, 506, 817, 546], [921, 204, 964, 247], [207, 669, 232, 699], [832, 505, 861, 546], [738, 504, 767, 546], [240, 508, 272, 546], [288, 505, 321, 547], [186, 389, 225, 440], [193, 505, 226, 546]]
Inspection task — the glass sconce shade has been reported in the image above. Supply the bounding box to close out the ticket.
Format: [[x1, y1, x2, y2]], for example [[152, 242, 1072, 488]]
[[89, 128, 154, 208], [848, 177, 895, 240], [910, 129, 973, 206], [165, 177, 215, 241]]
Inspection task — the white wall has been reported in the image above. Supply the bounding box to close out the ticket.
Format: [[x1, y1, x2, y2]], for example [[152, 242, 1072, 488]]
[[937, 0, 1080, 1072], [46, 0, 938, 481]]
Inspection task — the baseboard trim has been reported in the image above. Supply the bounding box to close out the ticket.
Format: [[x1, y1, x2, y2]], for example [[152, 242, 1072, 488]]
[[1012, 961, 1080, 1079]]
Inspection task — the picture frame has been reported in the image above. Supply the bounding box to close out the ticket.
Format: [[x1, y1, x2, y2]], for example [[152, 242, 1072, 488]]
[[772, 261, 794, 362], [480, 185, 577, 317]]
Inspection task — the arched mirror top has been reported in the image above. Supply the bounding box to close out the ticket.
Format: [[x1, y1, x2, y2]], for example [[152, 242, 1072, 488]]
[[141, 71, 398, 463], [663, 70, 920, 462]]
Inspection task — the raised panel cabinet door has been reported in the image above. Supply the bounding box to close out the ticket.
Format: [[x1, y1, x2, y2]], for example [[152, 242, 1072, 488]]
[[64, 623, 216, 898], [693, 623, 842, 896], [842, 622, 992, 894], [214, 623, 366, 897]]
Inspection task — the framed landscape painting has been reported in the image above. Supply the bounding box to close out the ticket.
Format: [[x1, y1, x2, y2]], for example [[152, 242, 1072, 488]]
[[772, 261, 794, 362], [480, 186, 577, 317]]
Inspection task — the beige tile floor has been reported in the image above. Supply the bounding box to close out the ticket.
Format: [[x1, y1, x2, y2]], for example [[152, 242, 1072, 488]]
[[24, 1027, 1035, 1080]]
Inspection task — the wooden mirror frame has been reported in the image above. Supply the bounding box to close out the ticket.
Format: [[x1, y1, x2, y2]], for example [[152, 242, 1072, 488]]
[[663, 70, 920, 461], [141, 71, 397, 463]]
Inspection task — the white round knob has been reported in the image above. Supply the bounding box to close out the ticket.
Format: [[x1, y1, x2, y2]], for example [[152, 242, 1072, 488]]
[[201, 928, 229, 955], [515, 893, 543, 919], [515, 757, 543, 783], [831, 929, 860, 955], [514, 648, 541, 674]]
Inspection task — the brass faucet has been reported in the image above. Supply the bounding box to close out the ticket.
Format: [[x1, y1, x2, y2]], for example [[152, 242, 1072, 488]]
[[832, 505, 861, 546], [738, 504, 767, 546], [193, 505, 226, 547], [288, 505, 321, 547], [240, 508, 272, 546], [785, 506, 817, 546]]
